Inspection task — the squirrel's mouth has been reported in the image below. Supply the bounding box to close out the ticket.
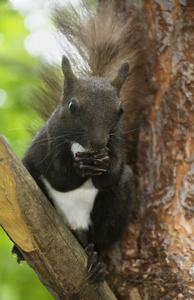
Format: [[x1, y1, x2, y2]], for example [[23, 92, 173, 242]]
[[85, 149, 96, 153]]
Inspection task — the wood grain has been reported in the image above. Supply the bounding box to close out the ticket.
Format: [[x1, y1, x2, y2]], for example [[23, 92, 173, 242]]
[[0, 134, 116, 300]]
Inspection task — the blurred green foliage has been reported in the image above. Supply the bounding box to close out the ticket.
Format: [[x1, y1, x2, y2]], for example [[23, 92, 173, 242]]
[[0, 229, 53, 300], [0, 0, 38, 158], [0, 1, 53, 299]]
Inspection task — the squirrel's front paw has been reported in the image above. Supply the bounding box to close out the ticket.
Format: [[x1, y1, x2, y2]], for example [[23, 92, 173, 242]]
[[74, 150, 109, 177], [93, 150, 109, 170]]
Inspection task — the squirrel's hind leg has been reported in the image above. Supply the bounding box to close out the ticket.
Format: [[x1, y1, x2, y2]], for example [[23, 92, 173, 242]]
[[12, 244, 25, 264], [85, 243, 109, 285]]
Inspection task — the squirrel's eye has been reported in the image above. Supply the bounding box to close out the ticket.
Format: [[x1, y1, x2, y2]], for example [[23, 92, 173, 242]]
[[118, 106, 124, 117], [69, 101, 77, 113]]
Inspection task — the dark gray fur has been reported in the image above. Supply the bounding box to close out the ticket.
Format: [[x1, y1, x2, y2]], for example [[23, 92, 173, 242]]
[[22, 56, 133, 253]]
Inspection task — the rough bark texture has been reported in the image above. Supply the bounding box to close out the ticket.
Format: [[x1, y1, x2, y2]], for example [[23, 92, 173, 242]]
[[0, 134, 116, 300], [106, 1, 194, 299]]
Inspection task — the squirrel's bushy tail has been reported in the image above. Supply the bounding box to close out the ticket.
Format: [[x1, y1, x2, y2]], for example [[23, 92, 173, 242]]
[[34, 0, 153, 159], [53, 1, 151, 98]]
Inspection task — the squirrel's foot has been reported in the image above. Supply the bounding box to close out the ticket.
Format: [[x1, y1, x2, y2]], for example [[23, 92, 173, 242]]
[[85, 243, 109, 285], [12, 244, 25, 264], [74, 150, 109, 177]]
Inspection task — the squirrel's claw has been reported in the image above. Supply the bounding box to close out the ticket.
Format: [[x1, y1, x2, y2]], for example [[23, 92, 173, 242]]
[[74, 162, 106, 177], [93, 155, 109, 169], [74, 150, 109, 177], [85, 244, 109, 285]]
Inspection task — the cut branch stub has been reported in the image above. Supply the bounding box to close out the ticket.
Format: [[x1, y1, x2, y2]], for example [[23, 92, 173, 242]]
[[0, 133, 116, 300]]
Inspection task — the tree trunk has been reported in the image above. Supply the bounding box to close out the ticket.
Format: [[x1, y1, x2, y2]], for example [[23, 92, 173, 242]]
[[106, 1, 194, 299]]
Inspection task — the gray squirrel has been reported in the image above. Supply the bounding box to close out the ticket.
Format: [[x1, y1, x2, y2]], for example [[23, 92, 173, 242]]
[[13, 0, 151, 284]]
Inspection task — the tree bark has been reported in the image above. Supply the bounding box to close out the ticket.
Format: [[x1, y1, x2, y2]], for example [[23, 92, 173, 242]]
[[0, 134, 116, 300], [106, 1, 194, 299]]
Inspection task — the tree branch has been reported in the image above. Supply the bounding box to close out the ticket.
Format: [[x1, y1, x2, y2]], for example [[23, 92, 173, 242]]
[[0, 133, 116, 300]]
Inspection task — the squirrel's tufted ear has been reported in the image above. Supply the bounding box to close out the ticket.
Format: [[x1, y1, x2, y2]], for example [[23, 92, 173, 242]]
[[111, 62, 129, 92], [61, 56, 76, 95]]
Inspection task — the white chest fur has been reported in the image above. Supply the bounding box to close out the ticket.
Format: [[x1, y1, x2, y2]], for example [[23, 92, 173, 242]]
[[41, 142, 99, 230], [42, 177, 98, 230]]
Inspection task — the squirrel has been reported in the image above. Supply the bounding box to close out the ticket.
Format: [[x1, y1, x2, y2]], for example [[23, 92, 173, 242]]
[[12, 0, 151, 284]]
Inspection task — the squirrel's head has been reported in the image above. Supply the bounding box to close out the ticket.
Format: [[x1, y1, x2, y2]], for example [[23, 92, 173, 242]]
[[58, 56, 129, 151]]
